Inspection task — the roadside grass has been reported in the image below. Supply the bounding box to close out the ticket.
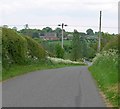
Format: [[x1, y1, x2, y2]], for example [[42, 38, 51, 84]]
[[89, 50, 119, 107], [2, 61, 81, 81]]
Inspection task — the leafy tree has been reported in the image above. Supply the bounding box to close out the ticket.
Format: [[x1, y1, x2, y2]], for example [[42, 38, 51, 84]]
[[54, 28, 62, 38], [79, 36, 88, 58], [12, 27, 17, 31], [3, 25, 8, 28], [101, 33, 113, 50], [103, 35, 118, 51], [32, 32, 39, 38], [42, 27, 53, 33], [2, 28, 27, 67], [55, 43, 64, 58], [86, 28, 94, 35], [71, 30, 81, 61]]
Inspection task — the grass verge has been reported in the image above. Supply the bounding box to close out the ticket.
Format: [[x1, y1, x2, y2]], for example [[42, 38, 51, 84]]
[[2, 62, 81, 81], [88, 50, 119, 107]]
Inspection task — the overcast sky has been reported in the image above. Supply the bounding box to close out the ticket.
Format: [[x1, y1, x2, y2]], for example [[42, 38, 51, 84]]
[[0, 0, 119, 33]]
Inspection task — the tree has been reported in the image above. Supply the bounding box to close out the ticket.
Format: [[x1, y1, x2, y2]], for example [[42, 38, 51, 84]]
[[55, 43, 64, 58], [86, 28, 94, 35], [32, 32, 39, 38], [12, 27, 17, 31], [79, 36, 88, 58], [3, 25, 8, 28], [42, 27, 53, 33], [71, 30, 81, 61], [54, 28, 62, 38]]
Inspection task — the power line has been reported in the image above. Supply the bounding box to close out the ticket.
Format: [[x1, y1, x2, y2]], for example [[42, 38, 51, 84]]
[[0, 24, 118, 29]]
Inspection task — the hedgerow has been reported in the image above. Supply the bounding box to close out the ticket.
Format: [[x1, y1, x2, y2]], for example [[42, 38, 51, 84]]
[[103, 36, 118, 51], [89, 49, 119, 106], [2, 28, 27, 67], [25, 36, 46, 60], [2, 28, 46, 69]]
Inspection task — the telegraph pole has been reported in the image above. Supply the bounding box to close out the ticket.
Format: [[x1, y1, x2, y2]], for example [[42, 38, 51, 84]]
[[98, 11, 102, 52], [58, 23, 68, 48]]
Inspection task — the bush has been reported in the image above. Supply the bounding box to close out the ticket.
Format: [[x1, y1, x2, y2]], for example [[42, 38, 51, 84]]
[[25, 36, 46, 60], [55, 43, 64, 58], [103, 36, 118, 51], [2, 28, 46, 69], [2, 28, 27, 68]]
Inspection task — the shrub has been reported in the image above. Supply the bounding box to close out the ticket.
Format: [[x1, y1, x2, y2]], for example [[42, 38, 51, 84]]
[[103, 36, 118, 51], [25, 36, 46, 60], [2, 28, 27, 68], [55, 43, 64, 58], [2, 28, 46, 69]]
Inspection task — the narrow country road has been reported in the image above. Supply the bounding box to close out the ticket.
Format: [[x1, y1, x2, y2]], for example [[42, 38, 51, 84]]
[[2, 66, 106, 107]]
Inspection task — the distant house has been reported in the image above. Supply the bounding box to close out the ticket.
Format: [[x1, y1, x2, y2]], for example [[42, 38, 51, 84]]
[[42, 33, 60, 41]]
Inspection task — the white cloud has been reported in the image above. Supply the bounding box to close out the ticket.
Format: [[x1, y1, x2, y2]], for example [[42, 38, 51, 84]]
[[0, 0, 119, 33]]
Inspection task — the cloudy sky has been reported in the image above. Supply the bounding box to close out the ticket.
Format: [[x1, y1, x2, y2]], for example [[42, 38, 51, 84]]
[[0, 0, 119, 33]]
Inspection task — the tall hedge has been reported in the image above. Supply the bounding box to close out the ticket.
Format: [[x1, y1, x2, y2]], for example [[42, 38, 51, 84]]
[[2, 28, 46, 68], [103, 36, 118, 51], [2, 28, 27, 67], [25, 36, 46, 59]]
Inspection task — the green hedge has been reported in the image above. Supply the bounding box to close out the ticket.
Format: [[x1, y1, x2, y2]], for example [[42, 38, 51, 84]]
[[25, 36, 46, 60], [2, 28, 27, 67], [2, 28, 46, 69], [103, 36, 118, 51]]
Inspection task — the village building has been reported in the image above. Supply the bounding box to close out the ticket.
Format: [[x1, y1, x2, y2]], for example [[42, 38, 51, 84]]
[[40, 32, 60, 41]]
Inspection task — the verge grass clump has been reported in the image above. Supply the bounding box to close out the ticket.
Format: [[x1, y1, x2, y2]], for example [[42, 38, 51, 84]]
[[89, 49, 119, 107]]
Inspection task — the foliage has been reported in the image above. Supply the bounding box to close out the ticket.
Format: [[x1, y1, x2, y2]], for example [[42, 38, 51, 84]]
[[89, 49, 119, 106], [85, 46, 96, 59], [55, 43, 64, 58], [101, 33, 113, 50], [32, 32, 39, 38], [54, 28, 62, 38], [25, 36, 46, 60], [2, 28, 27, 68], [47, 57, 84, 65], [2, 58, 82, 81], [42, 27, 53, 33], [2, 28, 46, 69], [79, 36, 88, 58], [20, 29, 41, 38], [0, 28, 2, 62], [41, 41, 56, 56], [0, 28, 2, 80], [71, 30, 81, 61], [103, 35, 118, 51], [86, 28, 94, 35]]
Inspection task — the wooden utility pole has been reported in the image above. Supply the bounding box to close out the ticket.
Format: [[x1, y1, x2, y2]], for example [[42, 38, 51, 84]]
[[98, 11, 102, 52], [58, 23, 68, 49]]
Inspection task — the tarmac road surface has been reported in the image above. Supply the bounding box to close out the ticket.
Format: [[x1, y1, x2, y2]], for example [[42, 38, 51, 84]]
[[2, 66, 106, 107]]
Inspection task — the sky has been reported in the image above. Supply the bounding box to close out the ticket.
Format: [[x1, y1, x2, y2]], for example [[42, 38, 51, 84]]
[[0, 0, 119, 34]]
